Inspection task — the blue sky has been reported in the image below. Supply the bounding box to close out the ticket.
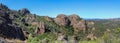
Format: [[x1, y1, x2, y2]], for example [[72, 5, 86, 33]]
[[0, 0, 120, 18]]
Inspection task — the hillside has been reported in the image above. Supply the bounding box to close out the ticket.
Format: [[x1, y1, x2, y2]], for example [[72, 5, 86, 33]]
[[0, 4, 120, 43], [87, 18, 120, 31]]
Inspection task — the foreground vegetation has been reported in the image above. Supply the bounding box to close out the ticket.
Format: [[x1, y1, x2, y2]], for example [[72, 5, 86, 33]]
[[26, 28, 120, 43]]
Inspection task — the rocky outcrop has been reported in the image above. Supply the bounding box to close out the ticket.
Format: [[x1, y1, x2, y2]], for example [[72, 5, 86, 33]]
[[54, 14, 87, 33], [54, 14, 70, 26], [18, 8, 30, 15], [68, 14, 81, 26], [0, 9, 25, 41], [68, 14, 87, 33], [35, 22, 45, 35], [73, 20, 86, 32], [26, 14, 35, 24]]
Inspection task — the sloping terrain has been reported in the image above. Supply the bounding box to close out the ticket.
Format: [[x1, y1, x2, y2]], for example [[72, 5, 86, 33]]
[[0, 4, 97, 43], [86, 18, 120, 37], [0, 4, 120, 43], [87, 18, 120, 31]]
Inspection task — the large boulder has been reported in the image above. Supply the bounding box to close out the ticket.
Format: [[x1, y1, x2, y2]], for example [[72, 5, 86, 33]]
[[68, 14, 81, 26], [35, 22, 45, 35], [68, 14, 87, 33], [73, 20, 86, 32], [54, 14, 70, 26]]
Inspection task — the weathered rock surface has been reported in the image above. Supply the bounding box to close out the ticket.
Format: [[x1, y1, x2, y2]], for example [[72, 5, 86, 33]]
[[54, 14, 87, 33], [68, 14, 81, 26], [26, 14, 35, 23], [54, 14, 70, 26], [35, 22, 45, 35], [73, 20, 86, 32], [0, 8, 25, 41]]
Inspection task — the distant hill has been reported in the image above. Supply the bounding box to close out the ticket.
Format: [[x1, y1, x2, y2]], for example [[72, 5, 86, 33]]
[[86, 18, 120, 30]]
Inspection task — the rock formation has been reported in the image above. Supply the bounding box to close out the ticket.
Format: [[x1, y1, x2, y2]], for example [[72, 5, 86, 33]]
[[54, 14, 87, 33], [0, 4, 25, 41], [35, 22, 45, 35], [73, 20, 86, 32], [54, 14, 70, 26], [18, 8, 30, 15], [68, 14, 81, 26], [26, 14, 35, 23]]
